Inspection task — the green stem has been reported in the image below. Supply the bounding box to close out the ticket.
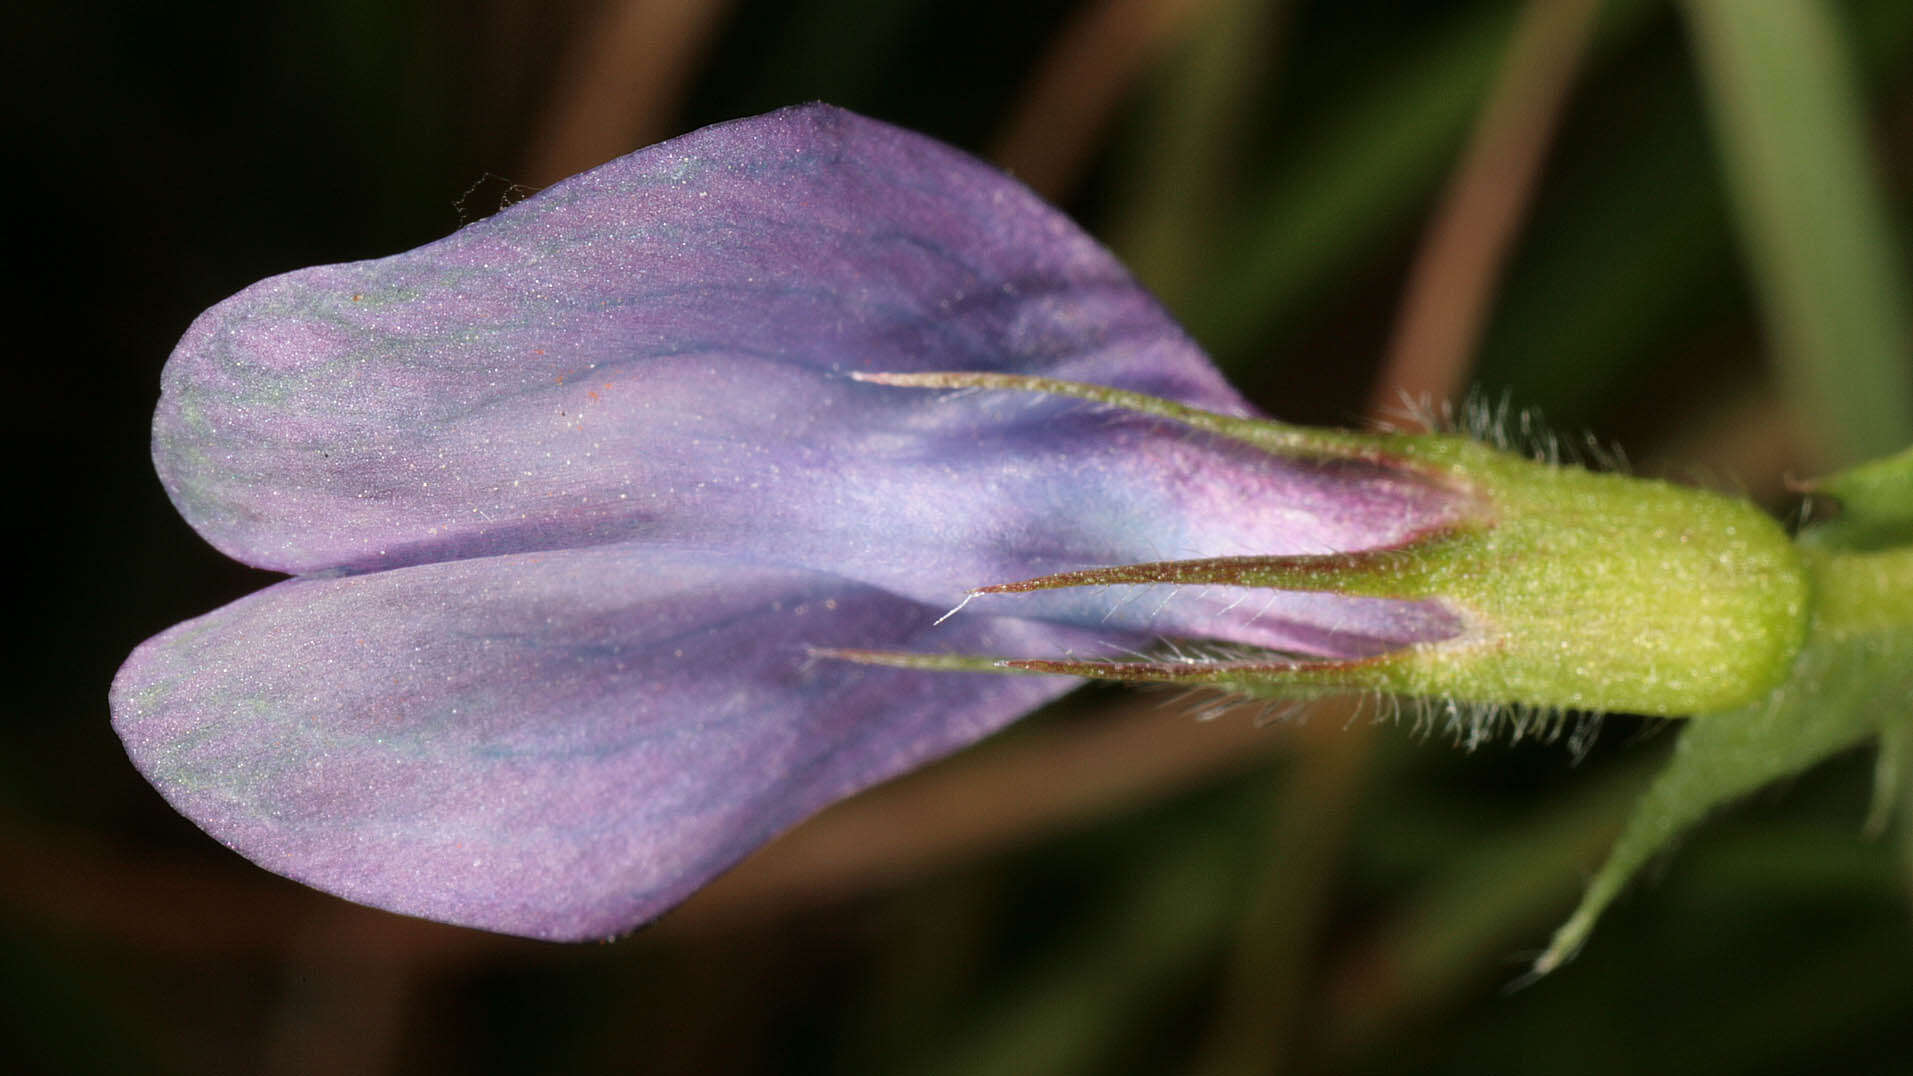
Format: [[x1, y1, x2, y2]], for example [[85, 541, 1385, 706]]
[[1804, 544, 1913, 640]]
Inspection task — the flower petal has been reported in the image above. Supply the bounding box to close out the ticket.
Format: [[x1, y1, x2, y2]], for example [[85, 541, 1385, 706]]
[[154, 104, 1469, 658], [157, 104, 1244, 573], [111, 544, 1100, 940]]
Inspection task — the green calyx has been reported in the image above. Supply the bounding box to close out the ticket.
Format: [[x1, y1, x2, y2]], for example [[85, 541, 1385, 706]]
[[1535, 464, 1913, 974], [1365, 433, 1810, 715], [848, 374, 1913, 976], [853, 372, 1813, 718]]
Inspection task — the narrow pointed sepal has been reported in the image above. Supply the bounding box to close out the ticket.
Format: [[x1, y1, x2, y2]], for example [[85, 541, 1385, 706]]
[[1000, 652, 1412, 697], [972, 550, 1448, 600], [820, 646, 1424, 703], [804, 648, 1032, 675], [850, 370, 1397, 463]]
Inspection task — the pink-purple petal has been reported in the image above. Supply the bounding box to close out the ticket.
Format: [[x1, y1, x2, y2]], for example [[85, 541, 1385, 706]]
[[156, 104, 1250, 576], [111, 544, 1098, 940]]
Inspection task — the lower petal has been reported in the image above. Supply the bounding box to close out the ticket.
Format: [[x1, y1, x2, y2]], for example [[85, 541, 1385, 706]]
[[110, 545, 1096, 940]]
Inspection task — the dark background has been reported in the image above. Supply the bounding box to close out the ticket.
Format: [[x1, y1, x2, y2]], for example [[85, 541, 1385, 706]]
[[8, 0, 1913, 1072]]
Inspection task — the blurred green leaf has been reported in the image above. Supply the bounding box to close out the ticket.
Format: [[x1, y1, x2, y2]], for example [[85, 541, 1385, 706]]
[[1176, 0, 1668, 370], [1681, 0, 1913, 463], [1472, 71, 1739, 423], [908, 803, 1247, 1076], [1324, 757, 1645, 1065], [1811, 444, 1913, 550], [1185, 1, 1518, 361]]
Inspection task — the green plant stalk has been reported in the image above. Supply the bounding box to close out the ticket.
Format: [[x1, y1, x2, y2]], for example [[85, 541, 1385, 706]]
[[1536, 540, 1913, 972]]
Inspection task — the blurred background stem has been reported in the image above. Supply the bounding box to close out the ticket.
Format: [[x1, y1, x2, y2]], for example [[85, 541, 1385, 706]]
[[1377, 0, 1603, 420], [991, 0, 1220, 201], [1108, 0, 1290, 315]]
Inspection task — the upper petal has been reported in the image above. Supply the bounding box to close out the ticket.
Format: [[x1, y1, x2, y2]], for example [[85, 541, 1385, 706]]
[[111, 543, 1097, 940], [154, 106, 1468, 630], [157, 104, 1251, 573]]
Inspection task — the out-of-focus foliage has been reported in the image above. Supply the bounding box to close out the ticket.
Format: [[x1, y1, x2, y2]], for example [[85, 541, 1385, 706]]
[[9, 0, 1913, 1073], [1683, 0, 1913, 463]]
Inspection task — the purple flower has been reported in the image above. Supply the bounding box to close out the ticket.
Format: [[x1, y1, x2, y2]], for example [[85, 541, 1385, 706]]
[[113, 105, 1467, 940]]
